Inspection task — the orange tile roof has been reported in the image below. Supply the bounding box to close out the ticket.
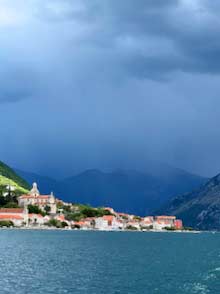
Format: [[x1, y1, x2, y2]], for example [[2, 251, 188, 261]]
[[0, 215, 23, 220], [155, 216, 176, 220], [0, 208, 23, 213], [74, 221, 86, 226], [103, 215, 114, 221], [56, 215, 65, 221], [20, 195, 50, 199], [156, 220, 172, 224]]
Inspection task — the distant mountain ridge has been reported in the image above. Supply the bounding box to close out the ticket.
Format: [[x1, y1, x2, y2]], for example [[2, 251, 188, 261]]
[[157, 173, 220, 230], [15, 163, 207, 216]]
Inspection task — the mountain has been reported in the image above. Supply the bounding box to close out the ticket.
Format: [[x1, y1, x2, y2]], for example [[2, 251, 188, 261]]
[[0, 161, 30, 194], [0, 161, 30, 190], [15, 164, 206, 216], [14, 169, 59, 194], [157, 173, 220, 230]]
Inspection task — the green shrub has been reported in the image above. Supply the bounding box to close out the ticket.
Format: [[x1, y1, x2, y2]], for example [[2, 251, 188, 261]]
[[61, 221, 68, 228], [28, 205, 45, 216], [47, 219, 59, 227], [164, 226, 176, 231], [0, 220, 14, 227], [183, 226, 194, 231], [4, 202, 19, 208], [46, 219, 68, 228], [126, 225, 138, 231], [65, 213, 84, 222]]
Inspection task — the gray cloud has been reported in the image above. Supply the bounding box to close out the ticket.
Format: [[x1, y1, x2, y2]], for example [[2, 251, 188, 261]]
[[34, 0, 220, 79], [1, 0, 220, 177]]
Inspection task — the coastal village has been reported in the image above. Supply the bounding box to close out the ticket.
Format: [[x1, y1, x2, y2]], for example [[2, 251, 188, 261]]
[[0, 183, 183, 231]]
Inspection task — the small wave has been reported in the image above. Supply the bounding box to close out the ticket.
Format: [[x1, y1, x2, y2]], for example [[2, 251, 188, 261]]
[[183, 282, 210, 294], [204, 272, 216, 281], [192, 283, 210, 294], [214, 267, 220, 271]]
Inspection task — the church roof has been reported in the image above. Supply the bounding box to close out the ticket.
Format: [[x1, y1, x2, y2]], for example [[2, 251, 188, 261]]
[[19, 195, 51, 199]]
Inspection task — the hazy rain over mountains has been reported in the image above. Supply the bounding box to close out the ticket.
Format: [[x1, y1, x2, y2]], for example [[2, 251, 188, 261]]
[[1, 0, 220, 178]]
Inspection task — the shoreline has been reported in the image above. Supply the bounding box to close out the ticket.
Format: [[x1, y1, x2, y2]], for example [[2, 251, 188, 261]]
[[0, 227, 204, 233]]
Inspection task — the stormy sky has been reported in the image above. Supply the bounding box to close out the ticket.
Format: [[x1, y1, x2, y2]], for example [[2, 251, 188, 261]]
[[1, 0, 220, 178]]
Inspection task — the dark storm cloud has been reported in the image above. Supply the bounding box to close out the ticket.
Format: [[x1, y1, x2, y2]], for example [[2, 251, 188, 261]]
[[2, 0, 220, 97], [104, 0, 220, 78], [33, 0, 220, 79], [1, 0, 220, 177]]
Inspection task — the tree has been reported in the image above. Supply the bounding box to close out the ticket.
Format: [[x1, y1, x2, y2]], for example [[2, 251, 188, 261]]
[[44, 205, 51, 214], [4, 202, 19, 208], [47, 219, 59, 227], [61, 221, 68, 228], [28, 205, 45, 216]]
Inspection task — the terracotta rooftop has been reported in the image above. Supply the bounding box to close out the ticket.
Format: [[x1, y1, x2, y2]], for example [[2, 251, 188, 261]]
[[74, 221, 86, 226], [0, 208, 24, 213], [19, 195, 51, 199], [0, 215, 23, 220], [155, 216, 176, 220], [56, 215, 65, 221], [103, 215, 114, 221]]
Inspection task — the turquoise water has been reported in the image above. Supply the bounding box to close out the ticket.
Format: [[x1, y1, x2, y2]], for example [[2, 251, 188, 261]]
[[0, 230, 219, 293]]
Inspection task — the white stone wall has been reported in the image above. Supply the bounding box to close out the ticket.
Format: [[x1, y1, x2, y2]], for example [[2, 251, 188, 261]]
[[95, 218, 109, 230]]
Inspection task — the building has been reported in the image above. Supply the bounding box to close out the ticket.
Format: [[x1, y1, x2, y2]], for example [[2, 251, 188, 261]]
[[153, 216, 176, 230], [73, 221, 88, 229], [28, 214, 45, 226], [174, 219, 183, 230], [126, 221, 140, 230], [95, 215, 123, 231], [94, 216, 109, 230], [0, 208, 28, 227], [18, 182, 57, 214], [140, 216, 154, 229]]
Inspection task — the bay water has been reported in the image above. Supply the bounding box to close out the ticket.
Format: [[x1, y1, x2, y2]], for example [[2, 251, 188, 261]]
[[0, 230, 219, 294]]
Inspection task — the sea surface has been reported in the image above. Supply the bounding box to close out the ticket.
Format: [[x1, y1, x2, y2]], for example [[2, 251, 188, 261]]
[[0, 230, 219, 294]]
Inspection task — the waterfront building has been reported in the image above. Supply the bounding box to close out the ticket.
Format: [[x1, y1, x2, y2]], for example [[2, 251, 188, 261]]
[[126, 221, 141, 230], [174, 219, 183, 229], [95, 215, 123, 230], [153, 216, 176, 230], [94, 217, 109, 230], [55, 214, 70, 226], [0, 208, 28, 226], [73, 221, 88, 229], [18, 183, 57, 214], [140, 216, 154, 228], [28, 214, 45, 226]]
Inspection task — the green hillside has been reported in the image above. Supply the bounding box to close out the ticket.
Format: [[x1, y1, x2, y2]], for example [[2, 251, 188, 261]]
[[0, 161, 30, 190], [0, 175, 29, 194]]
